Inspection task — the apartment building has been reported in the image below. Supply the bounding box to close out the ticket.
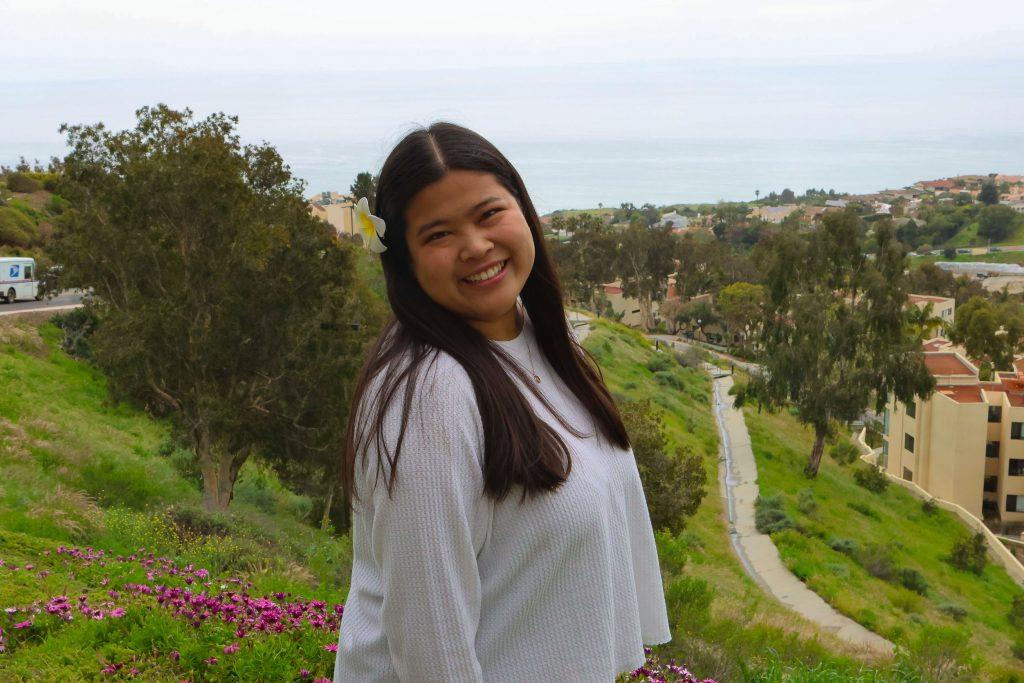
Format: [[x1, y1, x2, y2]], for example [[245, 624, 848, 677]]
[[308, 192, 356, 237], [907, 294, 955, 339], [883, 347, 1024, 526]]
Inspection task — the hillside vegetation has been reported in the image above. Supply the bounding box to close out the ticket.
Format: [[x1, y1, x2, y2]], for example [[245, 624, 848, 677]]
[[3, 313, 1012, 680], [743, 372, 1024, 679], [0, 171, 63, 263]]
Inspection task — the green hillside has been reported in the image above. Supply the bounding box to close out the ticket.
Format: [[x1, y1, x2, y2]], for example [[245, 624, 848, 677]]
[[743, 374, 1024, 679], [4, 312, 1015, 680], [0, 313, 351, 681]]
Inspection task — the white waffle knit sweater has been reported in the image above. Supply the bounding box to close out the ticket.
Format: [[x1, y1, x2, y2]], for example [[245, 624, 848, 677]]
[[333, 313, 671, 682]]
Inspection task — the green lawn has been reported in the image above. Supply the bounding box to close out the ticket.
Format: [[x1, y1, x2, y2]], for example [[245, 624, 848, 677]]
[[583, 320, 910, 680], [743, 391, 1024, 679], [3, 312, 1011, 680], [0, 314, 351, 680]]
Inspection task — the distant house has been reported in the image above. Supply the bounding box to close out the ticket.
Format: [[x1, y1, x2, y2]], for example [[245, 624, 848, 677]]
[[658, 211, 690, 230], [1006, 201, 1024, 215], [751, 204, 799, 223], [918, 179, 955, 192], [872, 202, 892, 215], [308, 191, 356, 237], [824, 199, 848, 209]]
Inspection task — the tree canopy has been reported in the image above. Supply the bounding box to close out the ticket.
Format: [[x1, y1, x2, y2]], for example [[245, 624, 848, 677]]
[[52, 104, 384, 513], [735, 211, 935, 476]]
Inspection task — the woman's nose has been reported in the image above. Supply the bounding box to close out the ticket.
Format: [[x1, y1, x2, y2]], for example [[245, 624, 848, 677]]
[[459, 228, 494, 261]]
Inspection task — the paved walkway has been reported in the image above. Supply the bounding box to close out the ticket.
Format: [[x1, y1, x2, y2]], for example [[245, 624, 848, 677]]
[[709, 367, 895, 655]]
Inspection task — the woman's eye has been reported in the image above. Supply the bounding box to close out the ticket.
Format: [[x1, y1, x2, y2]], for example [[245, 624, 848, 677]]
[[482, 208, 502, 220], [426, 231, 449, 242]]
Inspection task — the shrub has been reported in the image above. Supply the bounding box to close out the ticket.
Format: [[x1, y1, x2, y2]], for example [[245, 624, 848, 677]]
[[796, 487, 817, 514], [847, 500, 880, 519], [0, 206, 36, 247], [856, 543, 897, 582], [646, 352, 673, 373], [1014, 635, 1024, 662], [754, 494, 795, 535], [853, 464, 889, 493], [166, 503, 232, 537], [51, 308, 98, 360], [673, 346, 704, 368], [828, 441, 860, 466], [5, 172, 41, 193], [45, 194, 70, 214], [939, 603, 968, 622], [948, 532, 988, 575], [827, 536, 859, 556], [664, 575, 714, 632], [897, 567, 929, 595], [901, 625, 977, 680], [1009, 593, 1024, 628], [922, 498, 938, 515], [653, 370, 685, 391], [621, 399, 707, 535]]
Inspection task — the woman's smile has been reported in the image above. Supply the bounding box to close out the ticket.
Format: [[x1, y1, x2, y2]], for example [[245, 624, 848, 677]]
[[462, 259, 508, 286]]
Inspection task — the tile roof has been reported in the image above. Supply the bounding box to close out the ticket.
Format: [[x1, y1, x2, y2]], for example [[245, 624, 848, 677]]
[[923, 353, 975, 377], [936, 385, 984, 403], [908, 294, 953, 304]]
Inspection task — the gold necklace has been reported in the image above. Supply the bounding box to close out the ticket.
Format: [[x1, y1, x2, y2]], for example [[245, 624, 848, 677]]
[[517, 303, 541, 384]]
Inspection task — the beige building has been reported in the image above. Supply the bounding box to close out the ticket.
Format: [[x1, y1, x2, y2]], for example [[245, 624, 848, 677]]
[[884, 349, 1024, 527], [308, 192, 356, 237], [908, 294, 955, 339]]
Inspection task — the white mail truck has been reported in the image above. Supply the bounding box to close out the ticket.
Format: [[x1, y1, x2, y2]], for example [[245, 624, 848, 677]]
[[0, 257, 41, 303]]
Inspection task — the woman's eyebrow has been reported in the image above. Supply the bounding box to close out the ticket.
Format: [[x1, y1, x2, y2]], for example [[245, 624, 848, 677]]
[[415, 196, 502, 238]]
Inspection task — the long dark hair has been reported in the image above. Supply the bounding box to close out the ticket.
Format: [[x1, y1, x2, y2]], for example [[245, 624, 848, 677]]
[[342, 122, 628, 508]]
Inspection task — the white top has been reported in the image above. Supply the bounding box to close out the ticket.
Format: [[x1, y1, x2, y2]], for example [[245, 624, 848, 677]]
[[333, 312, 671, 682]]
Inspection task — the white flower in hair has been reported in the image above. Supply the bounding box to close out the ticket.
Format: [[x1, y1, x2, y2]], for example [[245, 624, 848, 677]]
[[355, 196, 387, 253]]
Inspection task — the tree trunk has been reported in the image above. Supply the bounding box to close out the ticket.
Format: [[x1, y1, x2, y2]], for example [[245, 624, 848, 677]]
[[320, 483, 335, 531], [804, 427, 827, 478], [195, 432, 249, 511]]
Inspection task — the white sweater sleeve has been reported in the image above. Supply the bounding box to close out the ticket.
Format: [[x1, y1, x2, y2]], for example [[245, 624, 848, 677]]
[[365, 359, 490, 682]]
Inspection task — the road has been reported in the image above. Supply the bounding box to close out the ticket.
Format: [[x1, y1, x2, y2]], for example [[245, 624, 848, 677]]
[[0, 290, 86, 317]]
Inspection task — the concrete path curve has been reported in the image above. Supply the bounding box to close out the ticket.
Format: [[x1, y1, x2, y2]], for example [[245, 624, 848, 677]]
[[709, 366, 895, 656]]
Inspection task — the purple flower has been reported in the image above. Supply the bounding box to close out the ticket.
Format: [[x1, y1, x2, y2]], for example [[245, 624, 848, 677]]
[[324, 644, 338, 653], [204, 656, 218, 665], [12, 619, 33, 629], [169, 650, 180, 663], [223, 642, 239, 654]]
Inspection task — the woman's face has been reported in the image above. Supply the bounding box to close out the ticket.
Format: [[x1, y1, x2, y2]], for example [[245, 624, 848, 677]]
[[404, 169, 536, 340]]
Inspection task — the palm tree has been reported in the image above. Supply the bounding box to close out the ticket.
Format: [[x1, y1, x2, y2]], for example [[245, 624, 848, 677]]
[[905, 302, 949, 340]]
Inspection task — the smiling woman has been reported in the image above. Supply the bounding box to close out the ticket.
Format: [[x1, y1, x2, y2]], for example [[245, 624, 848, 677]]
[[333, 122, 671, 682]]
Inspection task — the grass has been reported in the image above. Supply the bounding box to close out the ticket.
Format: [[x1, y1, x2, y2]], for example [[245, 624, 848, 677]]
[[909, 250, 1024, 267], [582, 320, 913, 680], [0, 313, 351, 680], [4, 311, 1016, 680], [741, 381, 1024, 679]]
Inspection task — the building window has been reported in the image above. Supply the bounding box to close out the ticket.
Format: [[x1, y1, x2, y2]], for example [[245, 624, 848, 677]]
[[906, 401, 916, 418], [987, 442, 1000, 459], [989, 406, 1003, 423], [904, 433, 915, 452], [1014, 423, 1024, 440], [985, 475, 998, 492], [903, 467, 913, 481], [1011, 459, 1024, 476], [1007, 495, 1024, 513]]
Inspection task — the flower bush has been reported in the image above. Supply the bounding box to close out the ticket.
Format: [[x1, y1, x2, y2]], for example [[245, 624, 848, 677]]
[[2, 540, 712, 682]]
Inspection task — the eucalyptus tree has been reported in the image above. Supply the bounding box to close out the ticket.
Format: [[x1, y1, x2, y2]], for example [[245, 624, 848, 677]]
[[733, 212, 935, 477], [53, 105, 384, 512]]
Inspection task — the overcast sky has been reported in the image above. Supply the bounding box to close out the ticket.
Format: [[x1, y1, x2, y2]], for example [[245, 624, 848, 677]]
[[5, 0, 1024, 79], [4, 1, 1023, 208]]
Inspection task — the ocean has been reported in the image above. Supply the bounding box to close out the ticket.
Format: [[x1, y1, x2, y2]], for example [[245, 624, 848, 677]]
[[3, 59, 1023, 214]]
